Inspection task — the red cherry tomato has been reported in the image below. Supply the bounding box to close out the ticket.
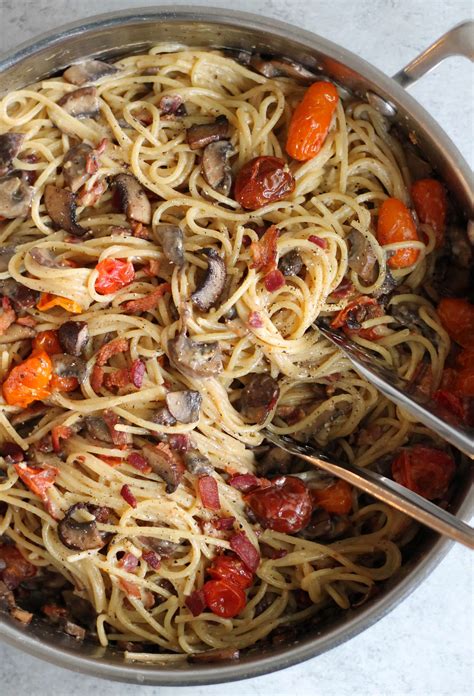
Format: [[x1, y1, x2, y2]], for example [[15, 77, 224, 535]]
[[203, 579, 246, 618], [95, 258, 135, 295], [207, 554, 253, 590], [437, 298, 474, 348], [245, 475, 312, 533], [311, 479, 353, 515], [234, 156, 295, 211], [391, 446, 455, 500]]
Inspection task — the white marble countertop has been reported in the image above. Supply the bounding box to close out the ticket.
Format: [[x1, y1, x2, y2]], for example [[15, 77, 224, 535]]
[[0, 1, 472, 695]]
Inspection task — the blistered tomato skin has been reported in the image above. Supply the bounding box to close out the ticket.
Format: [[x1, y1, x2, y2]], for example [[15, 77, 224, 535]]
[[245, 475, 313, 533], [95, 258, 135, 294], [203, 579, 246, 618], [234, 156, 295, 211], [2, 350, 52, 408], [391, 446, 455, 500], [207, 554, 253, 590], [286, 81, 339, 161]]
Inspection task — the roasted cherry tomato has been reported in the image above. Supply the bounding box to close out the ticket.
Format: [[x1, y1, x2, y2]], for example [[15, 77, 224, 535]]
[[455, 366, 474, 397], [14, 463, 59, 501], [33, 330, 62, 355], [377, 198, 420, 269], [2, 350, 52, 408], [410, 178, 446, 248], [202, 579, 246, 618], [391, 446, 455, 500], [95, 258, 135, 295], [286, 81, 339, 161], [37, 293, 83, 314], [234, 156, 295, 211], [245, 475, 312, 533], [437, 298, 474, 348], [311, 479, 353, 515], [207, 554, 253, 590], [0, 544, 37, 590], [330, 296, 384, 340]]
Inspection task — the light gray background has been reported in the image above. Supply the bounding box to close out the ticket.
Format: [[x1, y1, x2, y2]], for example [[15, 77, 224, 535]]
[[0, 2, 472, 695]]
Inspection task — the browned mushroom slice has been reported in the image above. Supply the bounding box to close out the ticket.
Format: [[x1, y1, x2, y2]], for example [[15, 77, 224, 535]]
[[29, 247, 66, 268], [137, 535, 180, 557], [201, 141, 234, 195], [114, 173, 151, 224], [58, 321, 89, 356], [153, 223, 185, 267], [58, 503, 110, 551], [0, 246, 17, 272], [0, 176, 33, 218], [63, 59, 119, 86], [249, 55, 317, 83], [183, 450, 214, 476], [0, 278, 39, 310], [159, 95, 186, 118], [166, 390, 202, 424], [57, 87, 100, 119], [191, 248, 226, 311], [82, 416, 113, 443], [0, 133, 24, 176], [142, 442, 185, 493], [151, 407, 177, 427], [0, 324, 36, 344], [62, 143, 96, 192], [44, 184, 89, 237], [168, 332, 223, 378], [347, 230, 378, 284], [240, 373, 280, 423], [51, 354, 88, 384], [186, 115, 230, 150], [278, 249, 303, 276], [188, 648, 240, 663]]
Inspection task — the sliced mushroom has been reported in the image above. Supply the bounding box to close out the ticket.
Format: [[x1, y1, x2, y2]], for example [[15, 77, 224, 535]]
[[0, 175, 33, 218], [0, 278, 39, 311], [137, 535, 180, 557], [153, 223, 185, 267], [44, 184, 89, 237], [201, 140, 234, 195], [159, 95, 186, 118], [58, 503, 110, 550], [166, 390, 202, 424], [29, 247, 66, 268], [240, 373, 279, 423], [58, 321, 89, 357], [82, 416, 113, 443], [57, 87, 100, 119], [186, 115, 230, 150], [51, 354, 88, 384], [0, 133, 24, 176], [114, 173, 151, 224], [62, 143, 96, 192], [191, 248, 226, 311], [348, 230, 378, 284], [298, 509, 352, 541], [0, 246, 17, 272], [0, 324, 36, 344], [151, 407, 177, 427], [142, 442, 185, 493], [183, 450, 214, 476], [168, 332, 223, 378], [249, 55, 317, 82], [389, 304, 438, 342], [278, 249, 303, 277], [373, 267, 397, 301], [63, 59, 119, 86]]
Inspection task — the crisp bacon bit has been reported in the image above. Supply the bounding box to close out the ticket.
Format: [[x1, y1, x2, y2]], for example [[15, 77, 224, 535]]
[[131, 221, 151, 240], [248, 311, 263, 328], [122, 283, 171, 314], [229, 532, 260, 573], [103, 409, 131, 448], [143, 259, 161, 277], [214, 516, 235, 530], [14, 464, 59, 510], [259, 542, 288, 560], [309, 235, 328, 249], [0, 297, 16, 336], [104, 367, 130, 390], [96, 138, 108, 155], [130, 359, 145, 388], [133, 106, 153, 126], [90, 364, 104, 391], [185, 589, 207, 617], [119, 552, 139, 572], [250, 225, 279, 273], [51, 425, 73, 453], [264, 269, 285, 292], [119, 578, 141, 599], [77, 179, 107, 207], [120, 484, 137, 508], [228, 473, 260, 492], [198, 476, 220, 511], [127, 452, 152, 474], [16, 316, 37, 327], [159, 94, 185, 117], [1, 442, 25, 463], [142, 550, 161, 570], [100, 455, 123, 467], [96, 338, 129, 366], [167, 434, 191, 452]]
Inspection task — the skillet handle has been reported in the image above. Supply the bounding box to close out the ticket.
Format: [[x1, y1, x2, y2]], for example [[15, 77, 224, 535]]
[[392, 20, 474, 88]]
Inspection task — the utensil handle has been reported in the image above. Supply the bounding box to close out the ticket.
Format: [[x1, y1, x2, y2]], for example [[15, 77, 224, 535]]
[[392, 20, 474, 88]]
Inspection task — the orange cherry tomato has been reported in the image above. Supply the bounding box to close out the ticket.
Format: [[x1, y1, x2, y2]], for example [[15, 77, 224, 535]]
[[95, 258, 135, 294], [391, 446, 455, 500], [377, 198, 420, 269], [437, 298, 474, 348], [245, 475, 312, 533], [311, 479, 353, 515], [410, 178, 447, 248], [207, 554, 253, 590], [2, 350, 52, 408], [32, 330, 62, 355], [37, 293, 83, 314], [286, 81, 339, 161], [14, 463, 59, 501], [234, 156, 295, 211], [203, 579, 246, 618]]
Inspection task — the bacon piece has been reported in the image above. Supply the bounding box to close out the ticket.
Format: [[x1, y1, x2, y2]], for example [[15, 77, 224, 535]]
[[51, 425, 73, 453], [185, 589, 207, 617], [96, 338, 129, 366], [0, 545, 37, 589], [198, 476, 220, 511], [250, 225, 279, 273], [104, 367, 130, 390], [102, 409, 132, 449], [130, 359, 145, 387], [229, 532, 260, 573], [120, 484, 137, 508], [127, 452, 152, 474], [142, 550, 161, 570], [119, 552, 139, 572], [167, 434, 191, 452], [228, 473, 260, 492], [122, 283, 171, 314], [90, 364, 104, 391], [264, 269, 285, 292], [0, 297, 16, 336], [214, 516, 235, 530], [248, 311, 263, 328], [309, 235, 328, 249]]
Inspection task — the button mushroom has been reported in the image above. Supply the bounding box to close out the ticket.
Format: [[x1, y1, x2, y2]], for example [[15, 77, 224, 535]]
[[51, 354, 88, 384], [186, 115, 230, 150], [58, 503, 110, 550], [58, 321, 89, 357], [201, 141, 234, 196], [347, 230, 378, 284], [183, 450, 214, 476], [0, 133, 24, 176], [28, 247, 66, 268], [62, 143, 97, 192], [153, 223, 185, 267], [159, 95, 186, 118], [191, 248, 226, 311], [57, 87, 100, 119], [0, 175, 33, 218], [0, 278, 39, 311], [82, 416, 113, 444], [168, 332, 223, 378], [278, 249, 303, 276], [63, 59, 119, 86], [113, 173, 151, 224], [240, 373, 280, 423], [142, 442, 185, 493], [151, 407, 177, 427], [165, 390, 202, 424], [249, 55, 317, 83], [44, 184, 89, 237], [137, 535, 180, 557]]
